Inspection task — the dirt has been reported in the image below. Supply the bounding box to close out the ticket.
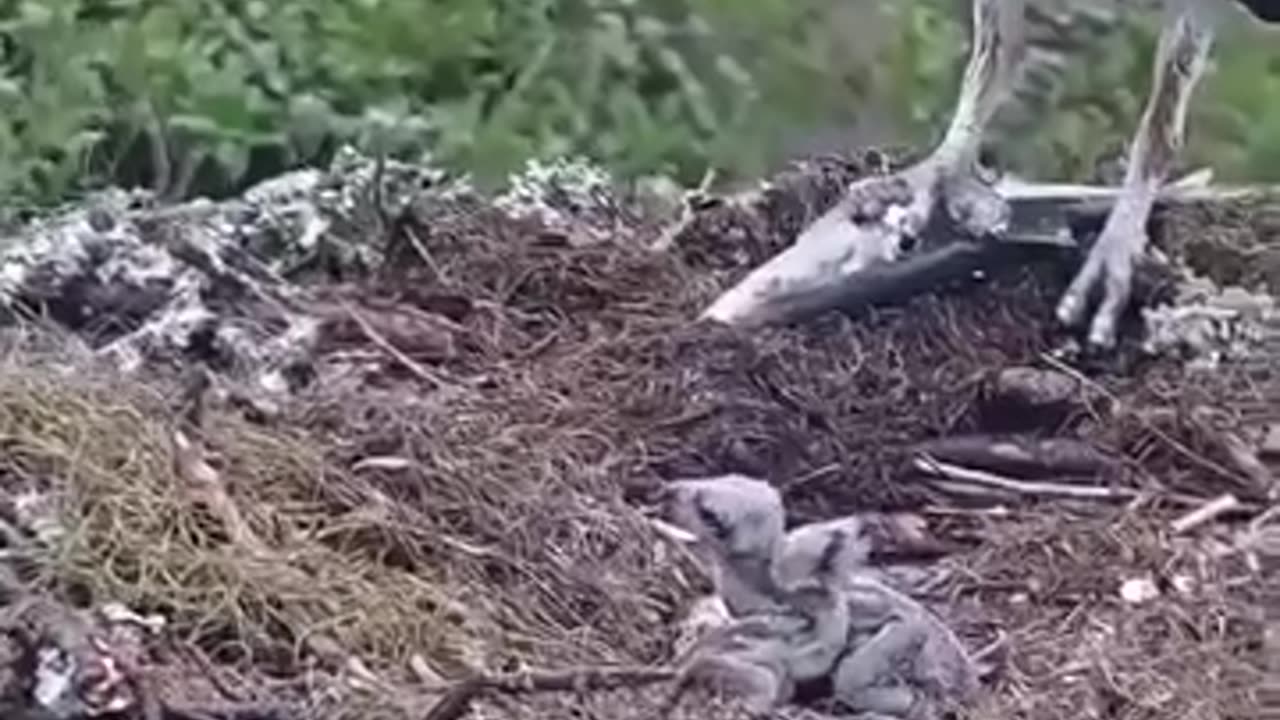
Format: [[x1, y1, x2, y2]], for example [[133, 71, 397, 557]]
[[0, 148, 1272, 720]]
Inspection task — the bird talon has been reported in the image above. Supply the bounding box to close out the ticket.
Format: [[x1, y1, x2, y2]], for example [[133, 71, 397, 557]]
[[1087, 317, 1118, 349], [1056, 224, 1142, 350], [1055, 291, 1085, 327]]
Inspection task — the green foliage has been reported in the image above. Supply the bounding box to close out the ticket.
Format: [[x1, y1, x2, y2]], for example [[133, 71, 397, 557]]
[[0, 0, 1276, 209], [983, 6, 1280, 184]]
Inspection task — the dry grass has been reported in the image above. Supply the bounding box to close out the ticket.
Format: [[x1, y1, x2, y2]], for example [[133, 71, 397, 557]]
[[0, 347, 468, 671], [0, 329, 698, 716], [943, 508, 1267, 720]]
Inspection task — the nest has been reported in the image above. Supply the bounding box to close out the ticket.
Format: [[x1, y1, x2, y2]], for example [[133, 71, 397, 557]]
[[0, 149, 1272, 720]]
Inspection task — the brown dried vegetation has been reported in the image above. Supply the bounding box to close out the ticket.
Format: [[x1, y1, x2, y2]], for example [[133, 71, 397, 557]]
[[0, 150, 1272, 719]]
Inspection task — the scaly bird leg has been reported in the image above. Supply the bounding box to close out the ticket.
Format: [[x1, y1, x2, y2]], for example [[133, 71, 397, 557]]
[[1055, 0, 1215, 347], [845, 0, 1026, 237], [701, 0, 1026, 327], [932, 0, 1027, 172]]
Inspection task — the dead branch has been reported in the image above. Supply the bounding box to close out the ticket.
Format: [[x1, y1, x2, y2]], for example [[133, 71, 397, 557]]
[[1171, 493, 1242, 534], [912, 454, 1138, 502], [1038, 355, 1266, 494], [1216, 430, 1277, 500], [995, 174, 1271, 230], [336, 299, 455, 388], [925, 478, 1022, 504], [423, 666, 678, 720], [1137, 406, 1278, 500], [910, 436, 1123, 481]]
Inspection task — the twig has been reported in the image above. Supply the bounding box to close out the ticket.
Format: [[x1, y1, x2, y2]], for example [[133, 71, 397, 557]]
[[993, 173, 1265, 204], [926, 478, 1020, 503], [423, 677, 486, 720], [346, 655, 399, 695], [910, 435, 1120, 480], [649, 168, 722, 253], [970, 629, 1010, 681], [423, 666, 678, 720], [1214, 428, 1277, 499], [402, 225, 452, 286], [161, 701, 298, 720], [1039, 354, 1258, 491], [913, 454, 1137, 501], [1236, 504, 1280, 570], [169, 639, 245, 703], [171, 428, 268, 555], [1250, 504, 1280, 533], [781, 462, 842, 492], [920, 505, 1017, 519], [338, 299, 453, 389], [1171, 493, 1242, 534]]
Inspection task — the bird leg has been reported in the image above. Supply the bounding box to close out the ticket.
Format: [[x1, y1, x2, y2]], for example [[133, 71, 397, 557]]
[[701, 0, 1026, 327], [931, 0, 1027, 173], [1055, 0, 1215, 347]]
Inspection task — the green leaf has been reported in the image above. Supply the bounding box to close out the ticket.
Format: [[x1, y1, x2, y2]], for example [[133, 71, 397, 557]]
[[167, 114, 223, 140]]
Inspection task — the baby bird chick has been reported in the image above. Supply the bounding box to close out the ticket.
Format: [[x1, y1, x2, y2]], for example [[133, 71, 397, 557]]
[[662, 567, 853, 717], [773, 515, 981, 720], [658, 475, 851, 715], [660, 474, 788, 615]]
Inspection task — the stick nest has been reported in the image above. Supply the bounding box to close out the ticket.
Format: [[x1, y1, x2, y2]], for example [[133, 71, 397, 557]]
[[0, 149, 1272, 720]]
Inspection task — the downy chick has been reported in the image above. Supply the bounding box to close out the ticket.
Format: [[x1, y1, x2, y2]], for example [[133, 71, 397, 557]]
[[660, 474, 788, 615], [774, 515, 981, 720]]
